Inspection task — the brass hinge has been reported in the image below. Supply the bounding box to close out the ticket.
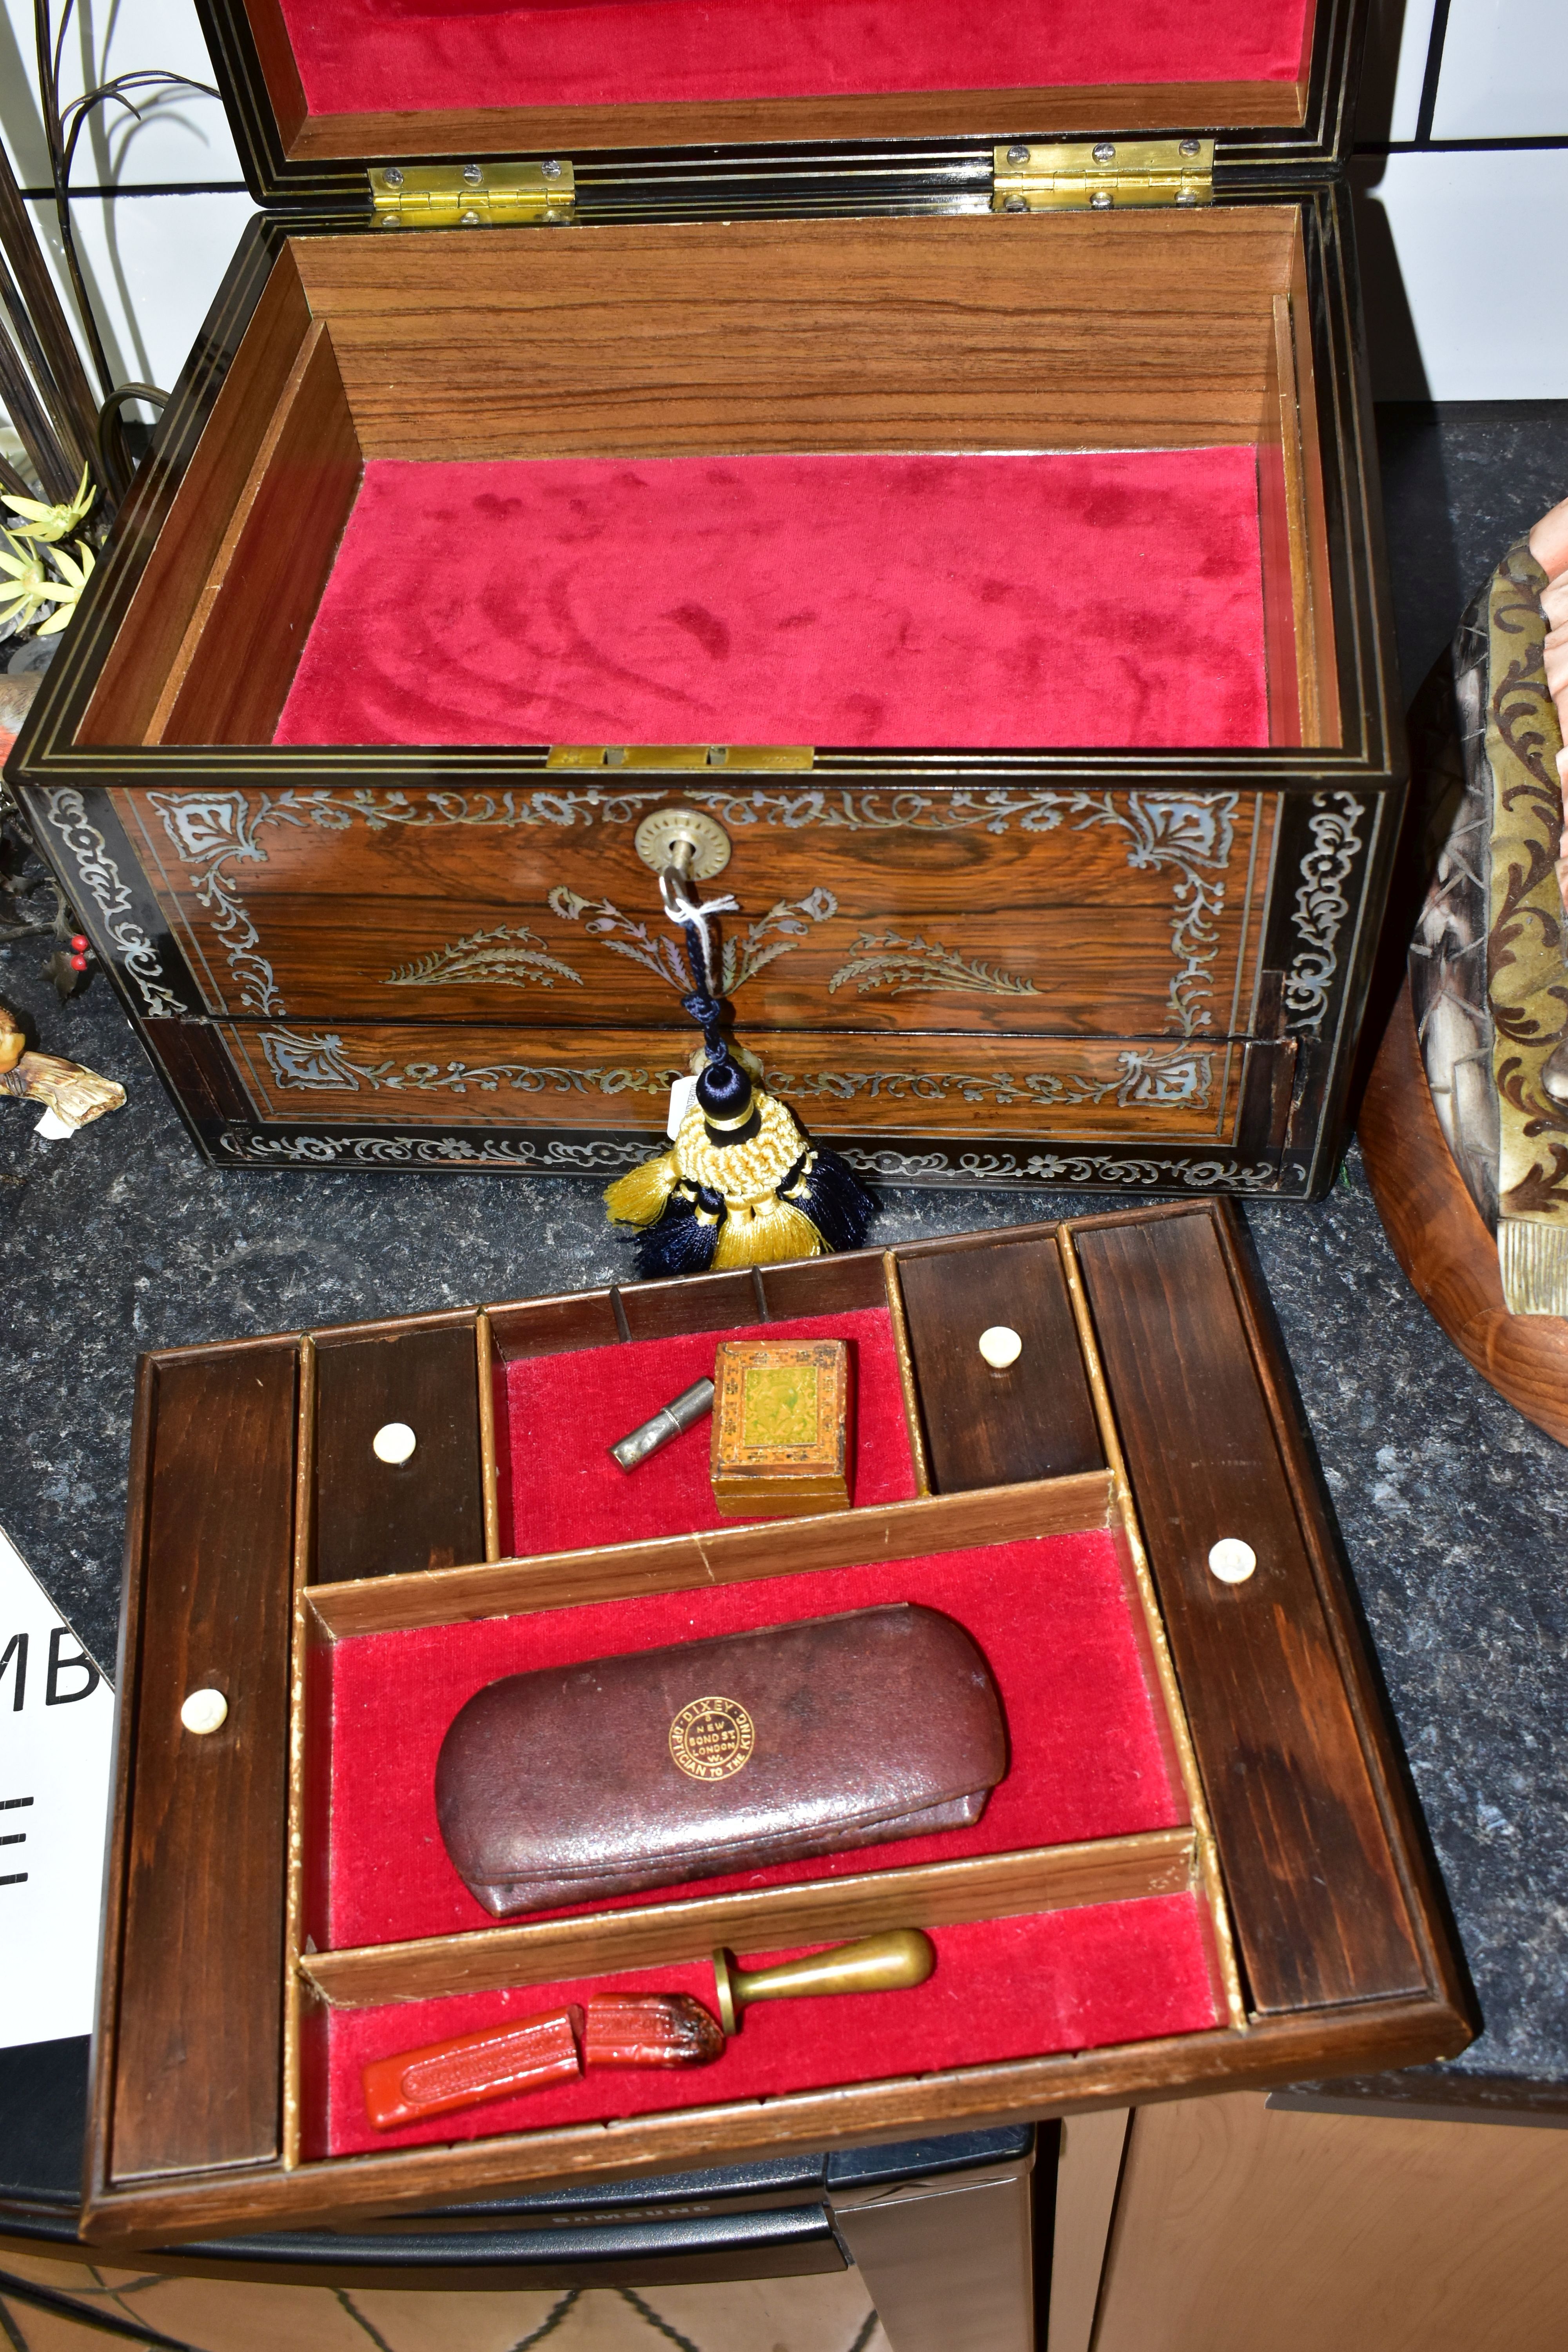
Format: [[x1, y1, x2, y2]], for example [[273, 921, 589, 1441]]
[[992, 137, 1214, 213], [547, 745, 815, 772], [369, 160, 575, 228]]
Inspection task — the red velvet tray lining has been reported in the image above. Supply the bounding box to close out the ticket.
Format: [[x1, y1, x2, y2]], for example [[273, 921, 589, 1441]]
[[277, 0, 1315, 125], [497, 1306, 915, 1560], [318, 1526, 1187, 1952], [311, 1899, 1223, 2158], [274, 449, 1270, 751]]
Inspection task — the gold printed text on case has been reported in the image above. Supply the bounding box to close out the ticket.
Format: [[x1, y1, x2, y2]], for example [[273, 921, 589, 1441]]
[[669, 1697, 755, 1782], [434, 1605, 1006, 1916]]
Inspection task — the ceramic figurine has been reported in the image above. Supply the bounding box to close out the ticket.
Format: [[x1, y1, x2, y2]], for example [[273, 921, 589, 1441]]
[[0, 1002, 125, 1131]]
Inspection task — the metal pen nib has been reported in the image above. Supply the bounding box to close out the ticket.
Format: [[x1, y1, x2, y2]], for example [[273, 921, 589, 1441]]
[[609, 1377, 716, 1472]]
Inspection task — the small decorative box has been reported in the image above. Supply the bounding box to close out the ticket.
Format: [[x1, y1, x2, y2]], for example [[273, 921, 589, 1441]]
[[710, 1338, 850, 1517]]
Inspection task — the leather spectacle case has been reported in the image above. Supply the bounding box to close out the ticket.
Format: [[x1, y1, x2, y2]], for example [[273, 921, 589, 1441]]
[[435, 1603, 1008, 1917]]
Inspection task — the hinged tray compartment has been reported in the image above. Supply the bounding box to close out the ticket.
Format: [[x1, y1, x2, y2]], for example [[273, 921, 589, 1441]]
[[83, 1205, 1468, 2245]]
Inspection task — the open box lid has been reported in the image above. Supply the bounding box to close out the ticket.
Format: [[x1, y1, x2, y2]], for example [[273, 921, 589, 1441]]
[[195, 0, 1363, 215]]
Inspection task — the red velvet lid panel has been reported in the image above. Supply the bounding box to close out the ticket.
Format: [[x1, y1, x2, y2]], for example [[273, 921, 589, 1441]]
[[277, 0, 1314, 122], [274, 448, 1270, 750], [311, 1900, 1223, 2158], [317, 1527, 1188, 1952], [498, 1307, 915, 1559]]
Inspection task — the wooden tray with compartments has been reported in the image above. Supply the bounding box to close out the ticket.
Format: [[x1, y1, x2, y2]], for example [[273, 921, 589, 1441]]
[[9, 0, 1403, 1198], [84, 1202, 1469, 2244]]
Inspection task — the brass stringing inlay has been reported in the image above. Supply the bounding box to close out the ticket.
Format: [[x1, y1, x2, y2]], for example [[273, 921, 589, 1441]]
[[39, 791, 189, 1019], [214, 1129, 1296, 1192], [769, 1051, 1213, 1111], [1283, 793, 1366, 1035], [386, 924, 582, 990], [829, 931, 1040, 998], [252, 1031, 1215, 1112], [548, 885, 838, 994]]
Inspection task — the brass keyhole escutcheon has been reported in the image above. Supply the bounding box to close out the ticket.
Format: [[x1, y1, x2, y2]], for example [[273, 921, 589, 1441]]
[[633, 806, 732, 883]]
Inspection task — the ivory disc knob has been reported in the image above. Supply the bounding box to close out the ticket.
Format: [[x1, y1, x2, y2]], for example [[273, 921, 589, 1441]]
[[978, 1325, 1023, 1370], [181, 1688, 228, 1735], [1207, 1538, 1257, 1585]]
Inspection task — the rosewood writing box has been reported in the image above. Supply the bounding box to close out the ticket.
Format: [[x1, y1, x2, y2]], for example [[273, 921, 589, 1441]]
[[87, 1205, 1468, 2244], [7, 0, 1402, 1197]]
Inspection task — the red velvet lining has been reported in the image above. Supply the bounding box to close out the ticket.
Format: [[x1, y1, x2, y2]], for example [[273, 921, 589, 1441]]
[[499, 1308, 913, 1559], [314, 1899, 1222, 2158], [278, 0, 1313, 121], [274, 450, 1270, 751], [319, 1528, 1187, 1951]]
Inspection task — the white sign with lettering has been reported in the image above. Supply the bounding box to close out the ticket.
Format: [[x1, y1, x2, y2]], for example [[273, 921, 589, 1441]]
[[0, 1524, 116, 2049]]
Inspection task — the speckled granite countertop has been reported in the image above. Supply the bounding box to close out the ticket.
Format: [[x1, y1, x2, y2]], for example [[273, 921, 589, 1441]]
[[3, 406, 1566, 2119]]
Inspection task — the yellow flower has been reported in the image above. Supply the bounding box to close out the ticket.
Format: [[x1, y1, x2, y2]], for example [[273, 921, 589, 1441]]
[[0, 528, 51, 629], [3, 461, 96, 546], [33, 538, 95, 637], [0, 529, 94, 636]]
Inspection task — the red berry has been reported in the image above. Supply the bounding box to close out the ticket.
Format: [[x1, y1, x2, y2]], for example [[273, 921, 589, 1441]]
[[69, 953, 88, 972], [70, 934, 89, 951]]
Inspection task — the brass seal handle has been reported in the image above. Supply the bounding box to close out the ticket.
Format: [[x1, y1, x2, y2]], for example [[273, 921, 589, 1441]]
[[711, 1928, 936, 2035]]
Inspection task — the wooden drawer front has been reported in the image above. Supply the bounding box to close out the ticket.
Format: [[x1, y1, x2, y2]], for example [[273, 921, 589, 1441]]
[[214, 1019, 1270, 1145], [109, 1347, 296, 2182], [897, 1233, 1105, 1491], [1074, 1212, 1425, 2012], [114, 783, 1277, 1045], [314, 1324, 485, 1584]]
